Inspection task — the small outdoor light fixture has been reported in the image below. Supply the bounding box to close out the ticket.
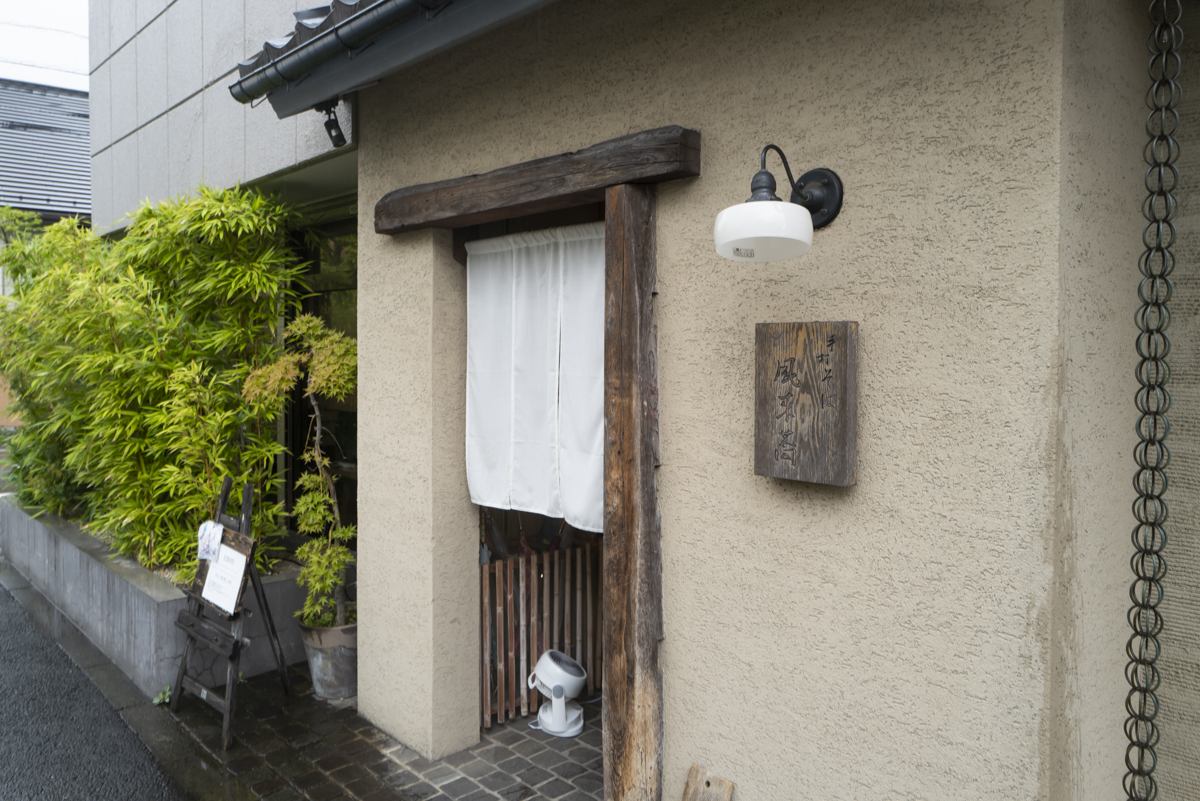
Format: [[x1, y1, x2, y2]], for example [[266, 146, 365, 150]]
[[714, 145, 843, 262], [315, 99, 347, 148]]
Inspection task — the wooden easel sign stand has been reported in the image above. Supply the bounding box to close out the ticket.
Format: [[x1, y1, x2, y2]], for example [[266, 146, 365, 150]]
[[170, 477, 292, 749]]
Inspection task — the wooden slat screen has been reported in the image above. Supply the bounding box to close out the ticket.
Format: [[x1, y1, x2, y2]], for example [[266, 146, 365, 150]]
[[481, 544, 603, 728]]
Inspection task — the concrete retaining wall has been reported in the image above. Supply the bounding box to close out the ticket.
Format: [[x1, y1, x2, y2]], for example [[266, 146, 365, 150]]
[[0, 496, 306, 699]]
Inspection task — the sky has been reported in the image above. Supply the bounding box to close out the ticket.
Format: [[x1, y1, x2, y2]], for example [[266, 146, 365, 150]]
[[0, 0, 90, 92]]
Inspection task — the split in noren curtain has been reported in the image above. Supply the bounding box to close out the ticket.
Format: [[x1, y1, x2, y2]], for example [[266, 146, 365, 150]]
[[465, 221, 604, 533]]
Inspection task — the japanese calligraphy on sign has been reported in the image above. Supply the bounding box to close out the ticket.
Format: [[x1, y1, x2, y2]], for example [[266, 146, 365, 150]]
[[754, 321, 857, 486]]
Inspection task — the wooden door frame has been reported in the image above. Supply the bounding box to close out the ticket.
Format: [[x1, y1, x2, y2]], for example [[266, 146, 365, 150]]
[[375, 125, 701, 801], [600, 182, 662, 800]]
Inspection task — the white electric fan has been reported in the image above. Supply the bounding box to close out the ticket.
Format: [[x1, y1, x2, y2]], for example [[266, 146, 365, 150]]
[[527, 649, 587, 737]]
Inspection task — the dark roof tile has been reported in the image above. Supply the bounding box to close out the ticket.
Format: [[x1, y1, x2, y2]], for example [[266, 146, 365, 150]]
[[238, 1, 414, 78]]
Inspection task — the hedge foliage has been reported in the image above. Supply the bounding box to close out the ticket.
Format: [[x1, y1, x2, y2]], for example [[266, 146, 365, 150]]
[[0, 189, 308, 578], [0, 206, 41, 246]]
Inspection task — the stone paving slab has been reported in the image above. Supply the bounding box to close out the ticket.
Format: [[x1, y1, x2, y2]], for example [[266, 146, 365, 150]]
[[168, 666, 604, 801], [383, 705, 603, 801]]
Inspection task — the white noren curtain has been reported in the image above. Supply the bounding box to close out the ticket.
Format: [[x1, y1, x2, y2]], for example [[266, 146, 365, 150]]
[[465, 222, 605, 533]]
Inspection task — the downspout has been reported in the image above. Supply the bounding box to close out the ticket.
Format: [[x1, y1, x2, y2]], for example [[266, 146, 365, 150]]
[[1123, 2, 1180, 799], [229, 0, 425, 104]]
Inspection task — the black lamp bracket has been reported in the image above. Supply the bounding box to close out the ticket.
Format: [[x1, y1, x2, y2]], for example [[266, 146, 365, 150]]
[[748, 144, 843, 229], [313, 99, 347, 148], [314, 99, 339, 116]]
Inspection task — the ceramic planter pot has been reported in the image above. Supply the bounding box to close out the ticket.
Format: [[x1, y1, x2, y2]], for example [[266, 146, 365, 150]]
[[298, 622, 357, 700]]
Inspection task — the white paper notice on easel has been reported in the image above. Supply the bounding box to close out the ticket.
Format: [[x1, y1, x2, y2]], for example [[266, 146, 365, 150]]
[[197, 520, 223, 561], [201, 544, 247, 615]]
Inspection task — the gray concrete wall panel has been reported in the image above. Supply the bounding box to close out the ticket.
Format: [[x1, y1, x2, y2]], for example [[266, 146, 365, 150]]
[[245, 105, 296, 185], [137, 116, 169, 209], [166, 0, 202, 110], [201, 0, 244, 88], [91, 0, 350, 231], [110, 134, 140, 227], [0, 498, 307, 700], [201, 82, 245, 191], [89, 0, 350, 231], [110, 0, 137, 57], [108, 43, 138, 143], [90, 61, 112, 156], [167, 92, 204, 199], [89, 0, 111, 73], [244, 0, 296, 80], [136, 0, 167, 32], [90, 148, 113, 235], [135, 14, 168, 127]]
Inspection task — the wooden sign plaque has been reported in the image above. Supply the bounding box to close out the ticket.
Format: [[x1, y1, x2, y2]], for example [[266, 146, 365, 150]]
[[754, 321, 858, 486]]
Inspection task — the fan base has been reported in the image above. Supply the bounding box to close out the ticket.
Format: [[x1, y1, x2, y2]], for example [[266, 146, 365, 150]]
[[537, 699, 584, 737]]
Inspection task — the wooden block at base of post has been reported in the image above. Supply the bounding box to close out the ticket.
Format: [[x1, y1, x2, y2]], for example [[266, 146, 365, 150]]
[[680, 764, 734, 801]]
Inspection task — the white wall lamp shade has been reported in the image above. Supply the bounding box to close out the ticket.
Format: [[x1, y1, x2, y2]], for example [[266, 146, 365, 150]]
[[714, 200, 813, 262], [714, 144, 843, 263]]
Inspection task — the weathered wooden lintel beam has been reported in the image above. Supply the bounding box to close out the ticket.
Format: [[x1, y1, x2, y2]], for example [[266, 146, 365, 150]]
[[374, 126, 700, 235]]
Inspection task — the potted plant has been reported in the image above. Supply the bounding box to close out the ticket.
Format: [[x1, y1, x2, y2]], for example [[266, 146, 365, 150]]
[[244, 314, 358, 700]]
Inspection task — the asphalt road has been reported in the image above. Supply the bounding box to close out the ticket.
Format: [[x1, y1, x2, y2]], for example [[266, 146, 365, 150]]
[[0, 580, 186, 800]]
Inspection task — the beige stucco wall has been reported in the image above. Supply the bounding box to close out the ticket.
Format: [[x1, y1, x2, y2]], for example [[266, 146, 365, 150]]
[[1057, 1, 1147, 798], [355, 0, 1144, 797], [357, 226, 478, 758]]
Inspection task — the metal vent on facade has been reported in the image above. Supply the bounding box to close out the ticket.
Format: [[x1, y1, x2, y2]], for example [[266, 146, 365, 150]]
[[0, 80, 90, 220]]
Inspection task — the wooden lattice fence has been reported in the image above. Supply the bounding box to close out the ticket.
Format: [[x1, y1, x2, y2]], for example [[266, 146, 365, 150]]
[[481, 544, 602, 727]]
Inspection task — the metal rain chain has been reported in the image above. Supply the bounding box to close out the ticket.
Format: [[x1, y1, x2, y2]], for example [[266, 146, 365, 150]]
[[1125, 2, 1181, 800]]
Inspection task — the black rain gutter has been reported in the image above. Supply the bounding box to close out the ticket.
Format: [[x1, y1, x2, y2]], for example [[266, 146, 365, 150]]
[[229, 0, 421, 105], [229, 0, 561, 119]]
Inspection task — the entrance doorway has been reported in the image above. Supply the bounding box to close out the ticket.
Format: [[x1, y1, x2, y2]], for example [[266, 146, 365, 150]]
[[460, 210, 607, 755], [374, 125, 700, 801]]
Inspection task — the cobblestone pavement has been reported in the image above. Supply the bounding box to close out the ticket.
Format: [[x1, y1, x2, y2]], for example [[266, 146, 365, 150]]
[[170, 668, 604, 801], [387, 705, 603, 801]]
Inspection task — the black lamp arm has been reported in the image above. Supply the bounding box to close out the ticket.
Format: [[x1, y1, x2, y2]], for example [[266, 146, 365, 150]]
[[759, 144, 808, 201], [751, 144, 831, 217], [745, 144, 844, 229]]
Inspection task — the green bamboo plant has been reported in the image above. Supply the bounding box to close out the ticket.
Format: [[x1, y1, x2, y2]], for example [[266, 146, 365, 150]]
[[243, 314, 357, 627], [0, 189, 306, 579], [0, 206, 41, 246]]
